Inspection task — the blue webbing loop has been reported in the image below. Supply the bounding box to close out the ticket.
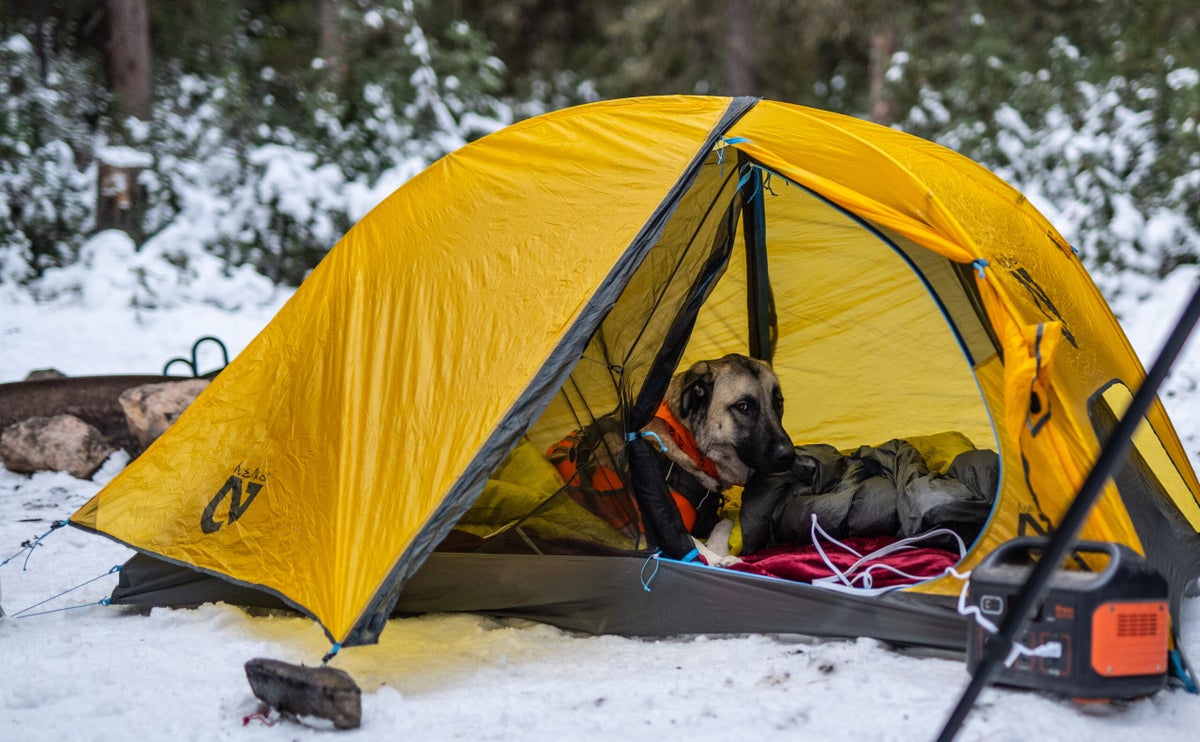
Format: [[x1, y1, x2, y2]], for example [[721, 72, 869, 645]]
[[12, 564, 122, 618], [640, 548, 700, 592], [736, 162, 757, 194], [639, 551, 662, 592], [972, 259, 989, 279], [715, 139, 728, 171], [736, 163, 780, 205], [714, 135, 753, 165], [761, 171, 778, 197], [321, 643, 342, 666], [627, 430, 668, 453], [715, 136, 753, 175], [1171, 650, 1199, 694]]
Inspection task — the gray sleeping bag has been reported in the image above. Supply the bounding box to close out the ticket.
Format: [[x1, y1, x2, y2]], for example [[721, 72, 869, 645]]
[[739, 438, 999, 554]]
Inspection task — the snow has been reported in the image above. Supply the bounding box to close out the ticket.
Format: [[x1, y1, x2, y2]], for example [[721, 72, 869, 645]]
[[3, 179, 1200, 742], [95, 145, 154, 169]]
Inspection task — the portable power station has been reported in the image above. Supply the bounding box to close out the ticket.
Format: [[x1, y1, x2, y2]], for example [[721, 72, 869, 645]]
[[965, 537, 1170, 700]]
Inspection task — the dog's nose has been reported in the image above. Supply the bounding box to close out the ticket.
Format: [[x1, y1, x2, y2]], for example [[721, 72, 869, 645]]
[[768, 441, 795, 472]]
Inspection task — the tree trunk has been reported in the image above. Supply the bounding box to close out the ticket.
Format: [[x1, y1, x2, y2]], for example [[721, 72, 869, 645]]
[[868, 20, 897, 124], [319, 0, 349, 92], [31, 0, 51, 82], [724, 0, 754, 96], [107, 0, 152, 122], [99, 0, 151, 241]]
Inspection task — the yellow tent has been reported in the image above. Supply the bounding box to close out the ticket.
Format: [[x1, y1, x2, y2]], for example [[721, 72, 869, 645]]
[[71, 96, 1200, 654]]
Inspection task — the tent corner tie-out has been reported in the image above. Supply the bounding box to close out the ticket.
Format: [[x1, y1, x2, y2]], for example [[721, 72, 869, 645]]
[[2, 518, 66, 571], [1170, 650, 1199, 693], [320, 642, 342, 666]]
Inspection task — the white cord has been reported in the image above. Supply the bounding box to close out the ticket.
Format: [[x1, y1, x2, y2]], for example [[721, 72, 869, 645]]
[[949, 566, 1063, 666], [807, 515, 968, 592], [804, 518, 1064, 667]]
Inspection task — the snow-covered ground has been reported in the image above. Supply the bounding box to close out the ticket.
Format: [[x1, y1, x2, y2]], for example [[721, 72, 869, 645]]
[[2, 230, 1199, 741]]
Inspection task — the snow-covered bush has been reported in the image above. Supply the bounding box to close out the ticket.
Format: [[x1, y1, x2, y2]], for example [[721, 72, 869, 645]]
[[1, 2, 516, 297], [302, 1, 511, 182], [899, 35, 1200, 295], [127, 70, 353, 288], [0, 33, 99, 283]]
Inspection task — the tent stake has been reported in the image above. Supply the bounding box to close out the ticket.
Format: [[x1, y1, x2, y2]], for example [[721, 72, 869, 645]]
[[936, 279, 1200, 742]]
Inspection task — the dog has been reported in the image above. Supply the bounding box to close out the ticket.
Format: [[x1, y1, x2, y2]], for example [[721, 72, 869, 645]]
[[551, 353, 795, 562], [640, 354, 795, 563], [646, 353, 795, 493]]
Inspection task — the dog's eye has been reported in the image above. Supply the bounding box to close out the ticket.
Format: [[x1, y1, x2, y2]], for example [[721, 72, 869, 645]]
[[733, 401, 753, 415]]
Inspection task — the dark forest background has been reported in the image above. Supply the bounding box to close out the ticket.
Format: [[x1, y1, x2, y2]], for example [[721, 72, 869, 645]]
[[2, 0, 1198, 290]]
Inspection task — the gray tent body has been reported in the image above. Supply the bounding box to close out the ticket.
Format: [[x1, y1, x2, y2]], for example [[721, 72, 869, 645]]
[[112, 550, 966, 650]]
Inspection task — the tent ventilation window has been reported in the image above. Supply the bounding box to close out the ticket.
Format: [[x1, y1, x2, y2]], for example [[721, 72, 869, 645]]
[[1088, 381, 1200, 533]]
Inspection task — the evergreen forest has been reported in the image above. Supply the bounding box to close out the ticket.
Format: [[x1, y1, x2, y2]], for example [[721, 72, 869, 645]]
[[2, 0, 1198, 297]]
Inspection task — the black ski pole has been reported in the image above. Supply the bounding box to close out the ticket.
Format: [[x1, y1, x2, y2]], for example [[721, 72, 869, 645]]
[[936, 279, 1200, 742]]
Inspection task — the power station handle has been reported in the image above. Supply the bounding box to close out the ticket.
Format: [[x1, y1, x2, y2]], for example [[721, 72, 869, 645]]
[[980, 537, 1121, 582]]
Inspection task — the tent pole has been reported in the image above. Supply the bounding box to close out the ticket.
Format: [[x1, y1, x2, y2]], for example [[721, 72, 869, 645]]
[[739, 160, 774, 363], [936, 279, 1200, 742]]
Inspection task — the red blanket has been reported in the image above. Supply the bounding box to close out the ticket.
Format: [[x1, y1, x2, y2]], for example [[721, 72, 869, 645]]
[[728, 535, 959, 588]]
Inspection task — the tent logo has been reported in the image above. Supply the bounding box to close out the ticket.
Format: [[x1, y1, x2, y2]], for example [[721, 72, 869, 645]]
[[1009, 268, 1079, 348], [200, 464, 267, 534], [1017, 510, 1090, 571]]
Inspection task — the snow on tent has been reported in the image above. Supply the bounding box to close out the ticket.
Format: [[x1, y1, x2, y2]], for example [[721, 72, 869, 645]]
[[70, 96, 1200, 658]]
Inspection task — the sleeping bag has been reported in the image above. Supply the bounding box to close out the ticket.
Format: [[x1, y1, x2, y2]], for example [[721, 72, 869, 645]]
[[739, 438, 998, 554]]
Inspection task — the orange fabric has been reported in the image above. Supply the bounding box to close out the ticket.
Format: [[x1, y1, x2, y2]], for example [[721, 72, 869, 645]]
[[549, 404, 720, 537], [653, 401, 720, 482], [672, 492, 698, 532], [548, 432, 637, 532]]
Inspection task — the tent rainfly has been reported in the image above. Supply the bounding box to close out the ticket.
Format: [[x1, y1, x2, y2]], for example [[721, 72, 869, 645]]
[[71, 97, 1200, 665]]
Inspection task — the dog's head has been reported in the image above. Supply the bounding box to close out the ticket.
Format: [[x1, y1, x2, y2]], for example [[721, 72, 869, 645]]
[[667, 353, 795, 487]]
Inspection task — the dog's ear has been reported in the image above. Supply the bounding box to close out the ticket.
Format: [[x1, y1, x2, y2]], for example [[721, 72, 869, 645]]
[[678, 362, 714, 421]]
